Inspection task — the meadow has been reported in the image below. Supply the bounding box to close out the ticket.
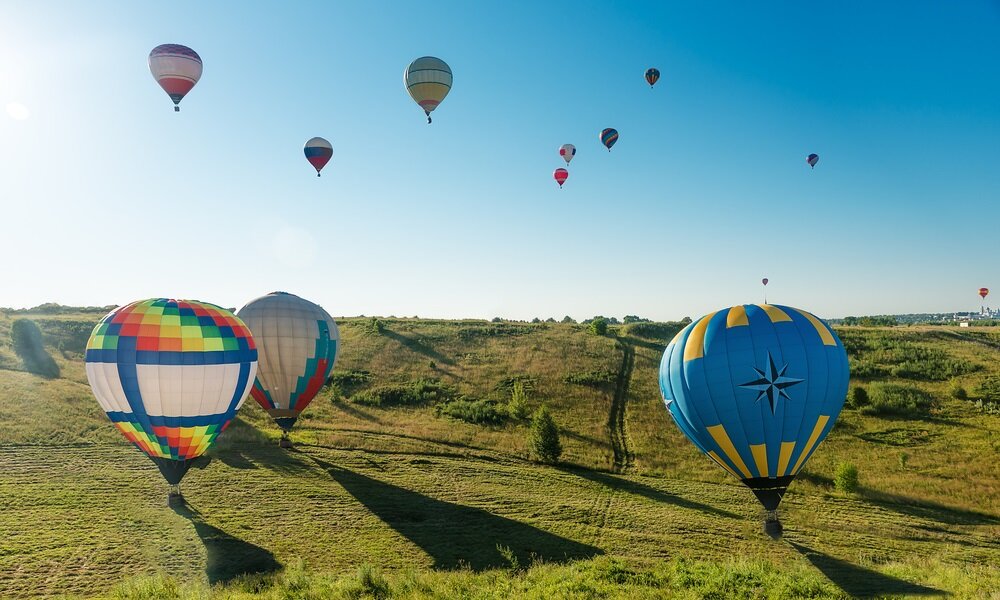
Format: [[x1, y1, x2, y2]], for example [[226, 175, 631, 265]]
[[0, 309, 998, 598]]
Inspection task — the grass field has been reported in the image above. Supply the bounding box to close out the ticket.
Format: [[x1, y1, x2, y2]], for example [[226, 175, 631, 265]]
[[1, 309, 998, 598]]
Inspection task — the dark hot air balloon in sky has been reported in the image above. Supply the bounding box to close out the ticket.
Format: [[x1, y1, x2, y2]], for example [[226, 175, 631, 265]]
[[659, 304, 849, 537], [600, 128, 619, 151], [645, 68, 660, 88], [806, 153, 819, 169]]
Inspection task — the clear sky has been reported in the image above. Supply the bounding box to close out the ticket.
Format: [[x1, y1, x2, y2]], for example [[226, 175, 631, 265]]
[[2, 1, 998, 321]]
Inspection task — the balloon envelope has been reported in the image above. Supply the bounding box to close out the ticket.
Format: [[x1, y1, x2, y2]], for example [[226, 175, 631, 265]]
[[806, 153, 819, 168], [980, 288, 990, 299], [553, 168, 569, 188], [559, 144, 576, 165], [404, 56, 452, 122], [645, 68, 660, 87], [600, 128, 619, 151], [237, 292, 340, 433], [85, 299, 258, 484], [762, 278, 769, 286], [148, 44, 203, 111], [659, 304, 848, 512], [304, 137, 333, 176]]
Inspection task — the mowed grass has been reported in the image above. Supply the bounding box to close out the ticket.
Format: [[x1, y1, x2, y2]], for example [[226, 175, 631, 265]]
[[0, 310, 999, 597]]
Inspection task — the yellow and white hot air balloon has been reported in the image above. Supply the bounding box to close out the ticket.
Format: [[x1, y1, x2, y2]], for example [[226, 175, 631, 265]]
[[237, 292, 340, 447], [404, 56, 452, 123]]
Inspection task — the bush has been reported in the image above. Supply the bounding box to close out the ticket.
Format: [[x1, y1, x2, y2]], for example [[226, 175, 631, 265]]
[[436, 398, 508, 425], [530, 406, 562, 463], [10, 319, 59, 378], [976, 375, 1000, 404], [834, 462, 859, 493], [368, 317, 385, 334], [508, 382, 530, 420], [563, 370, 617, 388], [846, 386, 869, 409], [860, 383, 935, 418], [589, 317, 608, 336], [352, 379, 450, 407], [621, 321, 687, 342], [949, 381, 967, 400], [561, 316, 576, 324]]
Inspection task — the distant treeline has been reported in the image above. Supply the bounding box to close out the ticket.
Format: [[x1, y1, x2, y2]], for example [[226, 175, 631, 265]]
[[836, 315, 899, 327], [1, 303, 116, 315]]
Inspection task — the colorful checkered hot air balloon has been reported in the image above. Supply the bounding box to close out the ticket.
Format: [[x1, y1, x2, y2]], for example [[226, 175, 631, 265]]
[[85, 299, 257, 504], [600, 128, 619, 151], [659, 304, 849, 537], [553, 168, 569, 188], [237, 292, 340, 447], [304, 137, 333, 177], [148, 44, 202, 112], [404, 56, 452, 123], [559, 144, 576, 165]]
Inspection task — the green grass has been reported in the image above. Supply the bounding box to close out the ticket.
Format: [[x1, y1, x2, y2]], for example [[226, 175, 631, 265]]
[[1, 311, 999, 598]]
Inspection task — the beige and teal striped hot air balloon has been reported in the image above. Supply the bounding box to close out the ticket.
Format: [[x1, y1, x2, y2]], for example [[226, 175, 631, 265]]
[[404, 56, 452, 123]]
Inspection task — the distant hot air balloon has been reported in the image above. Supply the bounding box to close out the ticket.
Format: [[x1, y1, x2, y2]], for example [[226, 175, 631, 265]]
[[404, 56, 452, 123], [645, 68, 660, 88], [85, 299, 257, 504], [148, 44, 203, 112], [237, 292, 339, 447], [559, 144, 576, 165], [554, 168, 569, 188], [762, 278, 769, 286], [806, 153, 819, 169], [304, 137, 333, 177], [659, 304, 849, 537], [600, 128, 619, 151], [762, 278, 769, 303], [979, 288, 989, 300]]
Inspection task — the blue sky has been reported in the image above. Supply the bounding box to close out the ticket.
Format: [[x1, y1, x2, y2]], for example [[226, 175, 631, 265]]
[[1, 1, 998, 320]]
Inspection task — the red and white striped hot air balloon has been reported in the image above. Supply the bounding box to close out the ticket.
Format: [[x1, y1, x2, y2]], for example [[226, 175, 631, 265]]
[[148, 44, 203, 112]]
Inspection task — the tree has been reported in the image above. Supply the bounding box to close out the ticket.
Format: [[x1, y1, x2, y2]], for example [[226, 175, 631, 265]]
[[11, 319, 59, 378], [589, 317, 608, 336], [560, 316, 576, 324], [623, 315, 651, 324], [530, 406, 562, 463], [508, 382, 529, 420], [531, 317, 541, 324]]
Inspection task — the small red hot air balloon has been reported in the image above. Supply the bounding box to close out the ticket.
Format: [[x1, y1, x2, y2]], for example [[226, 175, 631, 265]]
[[980, 288, 989, 300], [553, 168, 569, 188]]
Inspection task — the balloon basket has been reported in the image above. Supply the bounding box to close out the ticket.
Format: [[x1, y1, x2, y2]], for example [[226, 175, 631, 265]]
[[763, 510, 783, 539], [279, 433, 292, 449], [167, 484, 184, 508], [174, 106, 180, 112]]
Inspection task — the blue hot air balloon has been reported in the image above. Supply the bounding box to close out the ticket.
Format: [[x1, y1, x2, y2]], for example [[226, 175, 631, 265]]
[[658, 304, 849, 536]]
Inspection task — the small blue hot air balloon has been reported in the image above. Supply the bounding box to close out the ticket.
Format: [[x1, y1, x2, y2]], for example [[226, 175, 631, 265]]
[[659, 304, 849, 536]]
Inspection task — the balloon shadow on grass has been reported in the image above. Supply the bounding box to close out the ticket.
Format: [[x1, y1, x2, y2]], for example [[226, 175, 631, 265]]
[[381, 328, 456, 367], [206, 418, 312, 475], [172, 503, 280, 585], [557, 466, 742, 521], [312, 458, 602, 570], [788, 542, 941, 598]]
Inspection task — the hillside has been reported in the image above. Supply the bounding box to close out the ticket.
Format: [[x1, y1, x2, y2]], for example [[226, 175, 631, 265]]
[[0, 309, 998, 598]]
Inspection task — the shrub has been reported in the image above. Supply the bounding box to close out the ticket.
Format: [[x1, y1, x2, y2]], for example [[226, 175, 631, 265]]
[[949, 381, 967, 400], [589, 317, 608, 336], [561, 316, 576, 324], [834, 462, 859, 493], [530, 406, 562, 463], [507, 382, 530, 420], [976, 375, 1000, 404], [368, 317, 385, 334], [10, 319, 59, 378], [352, 379, 450, 407], [436, 398, 508, 425], [845, 386, 869, 409], [621, 321, 687, 342], [563, 370, 617, 388], [860, 383, 935, 418]]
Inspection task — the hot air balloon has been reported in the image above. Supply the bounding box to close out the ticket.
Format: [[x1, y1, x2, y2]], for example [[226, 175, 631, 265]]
[[659, 304, 849, 537], [979, 288, 989, 300], [806, 153, 819, 169], [85, 299, 257, 505], [762, 278, 769, 303], [600, 128, 619, 151], [404, 56, 452, 123], [237, 292, 339, 448], [762, 278, 769, 286], [645, 68, 660, 88], [148, 44, 203, 112], [559, 144, 576, 165], [304, 137, 333, 177], [554, 168, 569, 188]]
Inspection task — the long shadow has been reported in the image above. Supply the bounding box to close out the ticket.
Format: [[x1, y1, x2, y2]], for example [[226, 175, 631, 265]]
[[172, 503, 280, 585], [560, 429, 612, 449], [312, 458, 602, 570], [332, 401, 383, 424], [860, 488, 1000, 526], [207, 419, 312, 474], [558, 466, 742, 521], [382, 329, 456, 366], [788, 541, 942, 598]]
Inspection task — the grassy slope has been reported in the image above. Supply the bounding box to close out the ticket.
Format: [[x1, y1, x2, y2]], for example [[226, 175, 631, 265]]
[[0, 311, 998, 598]]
